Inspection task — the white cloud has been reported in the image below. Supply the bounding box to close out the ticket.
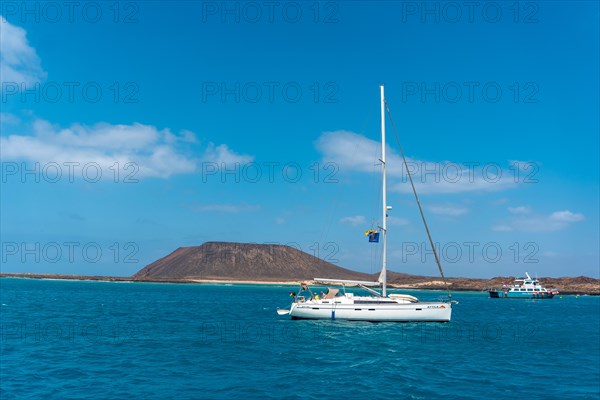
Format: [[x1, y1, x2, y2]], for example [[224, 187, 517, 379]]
[[203, 143, 254, 165], [316, 130, 519, 194], [493, 209, 585, 232], [0, 119, 199, 178], [508, 206, 531, 215], [0, 112, 20, 125], [339, 215, 366, 226], [428, 204, 468, 216], [0, 18, 46, 87], [192, 203, 260, 213], [549, 210, 585, 223], [275, 217, 286, 224], [315, 130, 383, 174], [1, 118, 254, 180], [178, 129, 198, 143], [33, 119, 161, 150]]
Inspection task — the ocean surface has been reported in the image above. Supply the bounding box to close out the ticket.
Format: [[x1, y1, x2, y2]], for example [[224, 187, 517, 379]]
[[1, 278, 598, 399]]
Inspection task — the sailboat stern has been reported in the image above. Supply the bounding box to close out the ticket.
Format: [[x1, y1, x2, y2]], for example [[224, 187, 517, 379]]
[[423, 301, 452, 322]]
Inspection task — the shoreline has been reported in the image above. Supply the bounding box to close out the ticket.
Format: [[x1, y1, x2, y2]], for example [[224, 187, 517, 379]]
[[1, 272, 598, 295], [0, 273, 304, 286]]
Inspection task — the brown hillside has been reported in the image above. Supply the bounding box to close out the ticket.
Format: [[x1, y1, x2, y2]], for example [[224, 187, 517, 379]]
[[133, 242, 373, 281]]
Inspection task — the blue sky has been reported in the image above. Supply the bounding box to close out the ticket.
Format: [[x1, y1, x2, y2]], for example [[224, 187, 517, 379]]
[[1, 1, 598, 278]]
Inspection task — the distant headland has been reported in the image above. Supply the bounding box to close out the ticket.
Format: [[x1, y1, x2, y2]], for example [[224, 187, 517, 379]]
[[2, 241, 598, 295]]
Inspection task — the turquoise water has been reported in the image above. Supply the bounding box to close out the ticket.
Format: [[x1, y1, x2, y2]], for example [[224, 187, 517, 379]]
[[1, 278, 598, 399]]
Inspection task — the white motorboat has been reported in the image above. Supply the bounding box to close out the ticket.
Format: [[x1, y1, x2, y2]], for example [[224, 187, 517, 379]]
[[489, 272, 559, 299]]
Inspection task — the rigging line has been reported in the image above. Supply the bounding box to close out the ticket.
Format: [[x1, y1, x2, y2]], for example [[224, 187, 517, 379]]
[[384, 101, 452, 299]]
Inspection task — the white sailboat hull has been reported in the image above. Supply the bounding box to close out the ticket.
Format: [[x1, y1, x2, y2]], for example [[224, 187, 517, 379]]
[[289, 301, 452, 322]]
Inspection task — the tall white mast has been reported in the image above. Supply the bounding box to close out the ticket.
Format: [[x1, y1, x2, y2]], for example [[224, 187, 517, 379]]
[[380, 85, 387, 297]]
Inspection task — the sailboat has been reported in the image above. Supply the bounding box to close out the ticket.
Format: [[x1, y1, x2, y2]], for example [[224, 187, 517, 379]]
[[277, 85, 453, 322]]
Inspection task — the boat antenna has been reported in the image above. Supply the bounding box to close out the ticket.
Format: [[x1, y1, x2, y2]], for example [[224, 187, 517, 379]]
[[384, 101, 451, 300]]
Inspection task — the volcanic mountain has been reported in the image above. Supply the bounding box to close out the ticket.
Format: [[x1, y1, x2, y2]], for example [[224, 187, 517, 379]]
[[133, 241, 374, 281], [129, 241, 600, 294]]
